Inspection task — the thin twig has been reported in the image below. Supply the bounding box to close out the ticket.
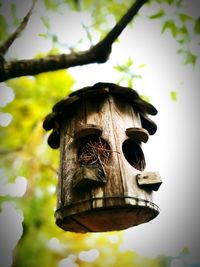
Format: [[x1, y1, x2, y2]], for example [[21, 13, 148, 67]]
[[0, 0, 148, 82], [0, 0, 37, 55], [82, 23, 93, 46], [78, 137, 120, 166]]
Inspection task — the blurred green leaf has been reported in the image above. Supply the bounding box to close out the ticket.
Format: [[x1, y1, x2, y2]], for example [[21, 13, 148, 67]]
[[180, 26, 188, 35], [138, 64, 147, 69], [38, 33, 48, 38], [166, 0, 174, 4], [162, 20, 177, 37], [0, 14, 8, 42], [66, 0, 81, 11], [180, 246, 190, 255], [179, 13, 192, 23], [44, 0, 61, 11], [126, 57, 133, 67], [41, 16, 51, 30], [170, 91, 177, 102], [140, 94, 151, 103], [149, 9, 165, 19], [194, 17, 200, 34], [11, 3, 20, 26], [185, 51, 197, 66]]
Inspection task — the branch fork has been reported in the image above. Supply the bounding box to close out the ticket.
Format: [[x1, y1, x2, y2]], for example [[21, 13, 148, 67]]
[[0, 0, 148, 82]]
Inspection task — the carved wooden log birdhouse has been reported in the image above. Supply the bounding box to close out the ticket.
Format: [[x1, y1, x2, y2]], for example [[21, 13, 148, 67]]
[[43, 82, 162, 232]]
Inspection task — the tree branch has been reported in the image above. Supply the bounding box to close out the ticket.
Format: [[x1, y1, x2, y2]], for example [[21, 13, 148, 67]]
[[0, 0, 36, 56], [0, 0, 148, 82]]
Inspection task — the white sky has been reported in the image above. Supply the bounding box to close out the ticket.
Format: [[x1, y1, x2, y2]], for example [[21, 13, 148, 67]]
[[0, 1, 200, 266]]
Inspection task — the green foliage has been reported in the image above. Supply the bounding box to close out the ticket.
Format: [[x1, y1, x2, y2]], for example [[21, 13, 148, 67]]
[[0, 70, 74, 266], [0, 14, 8, 43], [149, 0, 199, 67], [44, 0, 62, 11], [41, 16, 51, 30], [149, 9, 165, 19], [194, 17, 200, 34], [161, 19, 189, 39], [162, 20, 178, 37], [10, 3, 21, 26], [184, 51, 196, 66], [170, 91, 177, 102], [113, 58, 143, 88], [179, 13, 192, 23], [140, 94, 151, 103]]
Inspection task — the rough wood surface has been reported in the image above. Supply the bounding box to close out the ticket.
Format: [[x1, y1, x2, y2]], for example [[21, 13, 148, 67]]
[[55, 90, 160, 232], [74, 124, 102, 140], [72, 164, 106, 188], [85, 93, 125, 209], [56, 100, 91, 222], [125, 127, 149, 143], [136, 172, 162, 191]]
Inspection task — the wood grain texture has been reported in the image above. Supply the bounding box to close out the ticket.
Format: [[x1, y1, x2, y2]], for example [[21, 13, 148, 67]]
[[85, 92, 125, 209], [125, 127, 149, 143], [136, 172, 162, 191], [55, 91, 159, 232], [74, 124, 102, 140], [55, 99, 92, 227]]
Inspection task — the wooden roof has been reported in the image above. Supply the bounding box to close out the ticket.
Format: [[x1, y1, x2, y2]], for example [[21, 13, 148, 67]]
[[43, 82, 158, 149]]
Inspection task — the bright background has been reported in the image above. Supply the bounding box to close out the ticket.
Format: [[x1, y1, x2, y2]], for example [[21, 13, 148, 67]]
[[0, 1, 200, 266]]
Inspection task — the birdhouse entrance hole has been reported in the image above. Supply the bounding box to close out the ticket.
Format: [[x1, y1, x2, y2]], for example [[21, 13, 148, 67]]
[[78, 137, 111, 167], [122, 139, 146, 171]]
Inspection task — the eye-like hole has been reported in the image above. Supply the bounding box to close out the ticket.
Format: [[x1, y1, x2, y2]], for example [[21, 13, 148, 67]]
[[78, 137, 111, 166], [122, 139, 146, 171]]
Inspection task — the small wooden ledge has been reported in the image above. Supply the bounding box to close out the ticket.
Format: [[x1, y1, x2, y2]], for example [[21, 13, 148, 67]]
[[136, 172, 162, 191], [125, 127, 149, 143], [74, 124, 103, 140], [73, 164, 106, 188]]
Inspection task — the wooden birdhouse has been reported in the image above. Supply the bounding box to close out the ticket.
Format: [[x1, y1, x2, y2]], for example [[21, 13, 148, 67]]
[[43, 82, 162, 232]]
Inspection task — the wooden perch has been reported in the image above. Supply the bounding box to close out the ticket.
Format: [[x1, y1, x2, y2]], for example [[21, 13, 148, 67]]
[[72, 163, 107, 188], [0, 0, 148, 82], [125, 127, 149, 143], [136, 172, 162, 191], [74, 124, 103, 140]]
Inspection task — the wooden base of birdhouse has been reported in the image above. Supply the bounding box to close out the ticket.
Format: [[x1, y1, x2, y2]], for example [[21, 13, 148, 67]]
[[55, 196, 159, 232]]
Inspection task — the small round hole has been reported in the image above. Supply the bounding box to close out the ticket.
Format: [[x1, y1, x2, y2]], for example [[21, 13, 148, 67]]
[[122, 139, 146, 171], [78, 137, 111, 166]]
